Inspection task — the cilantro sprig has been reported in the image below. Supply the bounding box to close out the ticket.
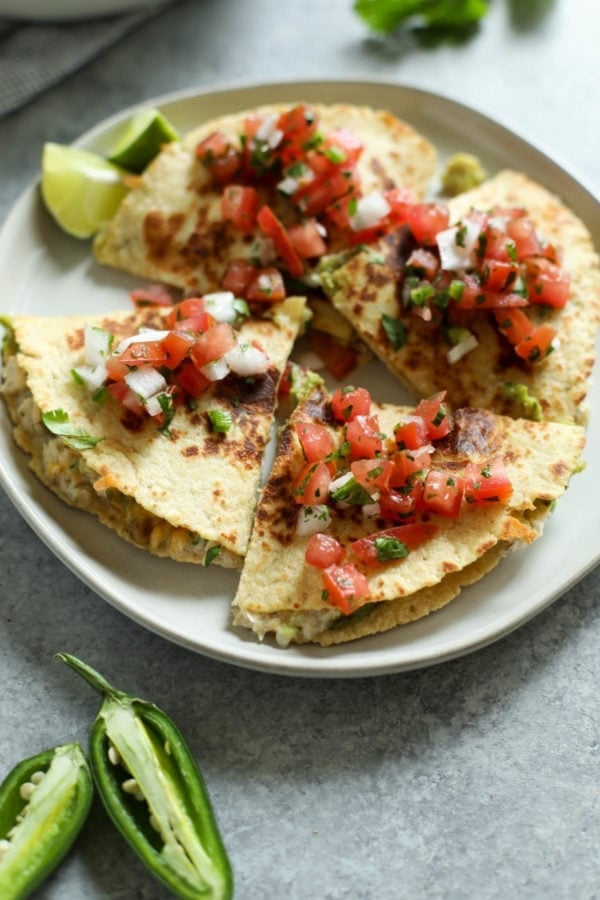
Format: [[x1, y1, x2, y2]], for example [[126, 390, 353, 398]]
[[42, 409, 104, 450], [354, 0, 489, 43]]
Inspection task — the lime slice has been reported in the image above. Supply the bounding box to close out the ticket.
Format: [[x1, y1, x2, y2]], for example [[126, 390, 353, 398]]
[[107, 107, 180, 173], [41, 143, 128, 240]]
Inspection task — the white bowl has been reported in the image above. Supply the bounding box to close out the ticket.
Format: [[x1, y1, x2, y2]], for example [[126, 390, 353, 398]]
[[0, 0, 167, 21]]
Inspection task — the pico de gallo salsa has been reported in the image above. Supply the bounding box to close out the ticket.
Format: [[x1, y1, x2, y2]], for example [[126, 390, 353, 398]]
[[193, 103, 571, 368], [293, 386, 513, 615], [70, 292, 269, 436]]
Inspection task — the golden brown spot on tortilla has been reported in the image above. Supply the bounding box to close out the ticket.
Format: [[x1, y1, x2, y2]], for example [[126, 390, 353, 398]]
[[440, 408, 500, 459], [369, 157, 396, 191], [551, 460, 570, 480], [442, 560, 460, 574], [120, 409, 145, 432], [144, 211, 186, 261], [67, 327, 85, 352], [182, 445, 199, 457]]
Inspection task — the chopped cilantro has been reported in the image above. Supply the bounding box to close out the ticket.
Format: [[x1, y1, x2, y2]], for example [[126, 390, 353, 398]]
[[41, 409, 104, 450], [373, 536, 409, 563], [204, 545, 221, 567], [381, 313, 406, 350], [208, 409, 233, 434]]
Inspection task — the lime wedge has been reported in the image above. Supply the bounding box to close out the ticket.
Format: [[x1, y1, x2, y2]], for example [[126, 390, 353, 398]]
[[107, 107, 180, 173], [41, 143, 128, 240]]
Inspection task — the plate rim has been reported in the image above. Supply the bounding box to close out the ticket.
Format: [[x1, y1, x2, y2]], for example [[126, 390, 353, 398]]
[[1, 77, 598, 678]]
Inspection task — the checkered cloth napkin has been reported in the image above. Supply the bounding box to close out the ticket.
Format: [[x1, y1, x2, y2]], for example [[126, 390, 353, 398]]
[[0, 5, 168, 118]]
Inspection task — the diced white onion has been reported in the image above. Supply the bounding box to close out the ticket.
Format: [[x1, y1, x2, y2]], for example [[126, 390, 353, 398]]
[[201, 357, 230, 382], [255, 114, 283, 149], [315, 221, 327, 237], [145, 392, 168, 417], [277, 176, 299, 196], [362, 500, 381, 518], [203, 291, 237, 323], [225, 343, 270, 376], [350, 192, 391, 232], [84, 325, 113, 367], [73, 363, 108, 391], [113, 329, 170, 356], [294, 350, 326, 371], [436, 217, 481, 271], [447, 332, 479, 364], [124, 365, 167, 400], [268, 128, 283, 149], [487, 214, 510, 232], [296, 505, 332, 536]]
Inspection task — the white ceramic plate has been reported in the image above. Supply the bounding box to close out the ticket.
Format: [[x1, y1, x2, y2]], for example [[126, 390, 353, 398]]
[[1, 80, 598, 678]]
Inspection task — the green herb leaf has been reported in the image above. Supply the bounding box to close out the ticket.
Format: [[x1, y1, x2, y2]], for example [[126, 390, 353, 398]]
[[354, 0, 489, 36], [381, 313, 406, 350], [204, 545, 221, 567], [373, 535, 409, 563], [330, 475, 373, 506], [42, 409, 104, 450], [208, 409, 233, 434]]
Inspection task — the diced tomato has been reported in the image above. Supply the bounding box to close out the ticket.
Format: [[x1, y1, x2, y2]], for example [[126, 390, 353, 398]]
[[483, 225, 516, 263], [464, 458, 513, 504], [296, 422, 335, 463], [118, 340, 168, 367], [129, 284, 174, 308], [276, 103, 318, 164], [256, 205, 304, 277], [406, 248, 439, 281], [479, 259, 520, 293], [524, 258, 570, 308], [514, 323, 557, 363], [161, 331, 195, 370], [408, 203, 450, 245], [245, 267, 286, 303], [322, 564, 370, 614], [346, 414, 383, 459], [105, 357, 130, 382], [325, 127, 364, 166], [348, 225, 389, 247], [292, 461, 331, 506], [389, 448, 432, 488], [493, 308, 534, 345], [190, 322, 236, 369], [350, 523, 438, 568], [422, 469, 465, 517], [394, 415, 429, 450], [287, 219, 327, 259], [455, 274, 527, 311], [107, 381, 145, 415], [221, 184, 259, 233], [351, 458, 394, 493], [278, 361, 293, 397], [305, 533, 345, 569], [325, 194, 356, 231], [298, 168, 361, 217], [331, 386, 371, 422], [378, 483, 423, 524], [309, 331, 358, 381], [195, 131, 241, 184], [221, 258, 258, 296], [384, 187, 415, 226], [415, 392, 453, 440], [506, 216, 541, 260], [176, 360, 211, 399], [166, 297, 206, 328]]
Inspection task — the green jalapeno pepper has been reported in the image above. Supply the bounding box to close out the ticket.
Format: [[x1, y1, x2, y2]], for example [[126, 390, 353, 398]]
[[56, 652, 233, 900], [0, 742, 93, 900]]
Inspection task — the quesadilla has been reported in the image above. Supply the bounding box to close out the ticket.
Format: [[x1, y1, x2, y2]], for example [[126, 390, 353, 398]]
[[232, 381, 585, 646], [1, 296, 306, 567], [322, 170, 600, 425], [93, 102, 437, 295]]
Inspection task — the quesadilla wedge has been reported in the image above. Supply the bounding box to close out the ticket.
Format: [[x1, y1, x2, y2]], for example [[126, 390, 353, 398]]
[[1, 296, 306, 567], [322, 170, 600, 425], [93, 102, 437, 295], [232, 381, 585, 646]]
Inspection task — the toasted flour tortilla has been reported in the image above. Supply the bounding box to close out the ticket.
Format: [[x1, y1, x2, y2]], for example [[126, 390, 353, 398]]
[[323, 170, 600, 425], [232, 385, 585, 645], [93, 103, 437, 293], [1, 297, 306, 567]]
